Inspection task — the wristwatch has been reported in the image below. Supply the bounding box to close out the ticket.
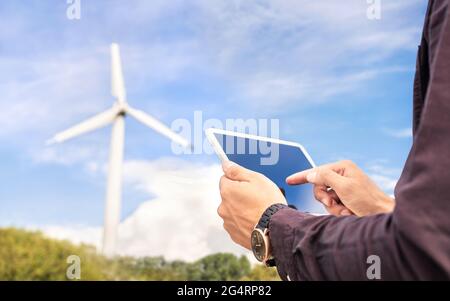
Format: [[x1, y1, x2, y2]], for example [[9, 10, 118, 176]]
[[251, 203, 287, 267]]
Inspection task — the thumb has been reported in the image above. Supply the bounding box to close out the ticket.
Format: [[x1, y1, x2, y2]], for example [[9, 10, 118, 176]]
[[307, 168, 346, 189], [222, 161, 252, 181]]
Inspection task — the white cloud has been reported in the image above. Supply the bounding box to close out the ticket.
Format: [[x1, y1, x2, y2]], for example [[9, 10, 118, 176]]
[[190, 0, 422, 107], [0, 50, 109, 137], [0, 41, 199, 168], [239, 67, 409, 108], [38, 225, 102, 249], [384, 127, 413, 138], [0, 41, 197, 138], [0, 0, 423, 144], [33, 143, 107, 166], [370, 174, 398, 193], [40, 158, 251, 262], [366, 162, 402, 194]]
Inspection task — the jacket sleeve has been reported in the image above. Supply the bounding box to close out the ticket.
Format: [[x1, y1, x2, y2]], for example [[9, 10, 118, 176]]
[[269, 1, 450, 281]]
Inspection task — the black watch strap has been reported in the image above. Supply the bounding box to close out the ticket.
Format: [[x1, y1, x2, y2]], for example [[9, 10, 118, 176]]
[[256, 203, 288, 230], [265, 258, 277, 267]]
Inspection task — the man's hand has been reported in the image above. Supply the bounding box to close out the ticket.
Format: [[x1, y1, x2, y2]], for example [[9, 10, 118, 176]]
[[286, 160, 395, 217], [218, 161, 287, 250]]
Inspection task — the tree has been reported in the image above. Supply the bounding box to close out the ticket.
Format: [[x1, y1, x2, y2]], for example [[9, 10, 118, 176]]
[[0, 227, 279, 281], [190, 253, 251, 281], [242, 265, 280, 281], [0, 228, 109, 280]]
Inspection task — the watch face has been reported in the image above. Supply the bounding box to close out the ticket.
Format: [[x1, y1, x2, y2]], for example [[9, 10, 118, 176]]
[[251, 229, 267, 262]]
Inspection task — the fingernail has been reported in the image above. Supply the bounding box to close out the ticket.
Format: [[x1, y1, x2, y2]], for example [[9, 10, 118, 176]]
[[340, 209, 352, 216], [306, 172, 317, 183]]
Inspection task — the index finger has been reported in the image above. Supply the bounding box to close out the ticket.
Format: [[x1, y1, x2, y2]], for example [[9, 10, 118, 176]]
[[286, 162, 344, 185], [285, 168, 314, 185]]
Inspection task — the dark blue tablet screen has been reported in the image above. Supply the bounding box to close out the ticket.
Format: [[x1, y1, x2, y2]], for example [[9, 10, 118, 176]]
[[215, 133, 326, 213]]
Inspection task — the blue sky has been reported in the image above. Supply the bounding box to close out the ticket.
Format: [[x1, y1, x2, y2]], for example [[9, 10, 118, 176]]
[[0, 1, 428, 259]]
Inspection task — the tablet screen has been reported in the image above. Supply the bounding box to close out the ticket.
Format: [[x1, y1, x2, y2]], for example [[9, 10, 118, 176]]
[[214, 133, 326, 214]]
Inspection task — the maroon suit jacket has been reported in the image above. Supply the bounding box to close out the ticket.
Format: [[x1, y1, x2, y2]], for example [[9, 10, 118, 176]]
[[269, 0, 450, 280]]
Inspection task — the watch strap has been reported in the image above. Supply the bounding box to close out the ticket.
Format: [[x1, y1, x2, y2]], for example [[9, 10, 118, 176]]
[[265, 258, 277, 267], [256, 203, 288, 230]]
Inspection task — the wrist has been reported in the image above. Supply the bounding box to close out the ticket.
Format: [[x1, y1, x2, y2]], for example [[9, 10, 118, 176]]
[[371, 193, 395, 214], [379, 195, 395, 213], [251, 203, 287, 266]]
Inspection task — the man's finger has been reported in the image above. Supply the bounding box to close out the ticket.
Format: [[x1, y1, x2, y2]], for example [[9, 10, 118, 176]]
[[217, 204, 227, 219], [308, 167, 346, 188], [326, 203, 346, 216], [222, 160, 253, 182], [219, 175, 227, 190], [286, 161, 348, 185], [287, 166, 346, 189], [327, 189, 341, 203], [313, 185, 332, 207], [286, 168, 314, 185]]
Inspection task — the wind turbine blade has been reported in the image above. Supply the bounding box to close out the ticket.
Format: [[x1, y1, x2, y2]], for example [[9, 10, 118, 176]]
[[111, 43, 126, 103], [127, 107, 190, 148], [46, 107, 119, 145]]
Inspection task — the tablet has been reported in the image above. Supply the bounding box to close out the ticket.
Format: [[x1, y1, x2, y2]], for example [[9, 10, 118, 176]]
[[206, 128, 326, 214]]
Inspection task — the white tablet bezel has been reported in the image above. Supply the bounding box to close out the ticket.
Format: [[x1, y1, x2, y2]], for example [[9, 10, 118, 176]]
[[205, 128, 316, 168]]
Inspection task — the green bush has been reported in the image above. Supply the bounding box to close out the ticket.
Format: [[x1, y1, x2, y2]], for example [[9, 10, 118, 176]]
[[0, 228, 108, 280], [0, 227, 280, 281]]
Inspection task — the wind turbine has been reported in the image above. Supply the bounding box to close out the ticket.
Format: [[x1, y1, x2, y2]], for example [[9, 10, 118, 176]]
[[47, 43, 190, 256]]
